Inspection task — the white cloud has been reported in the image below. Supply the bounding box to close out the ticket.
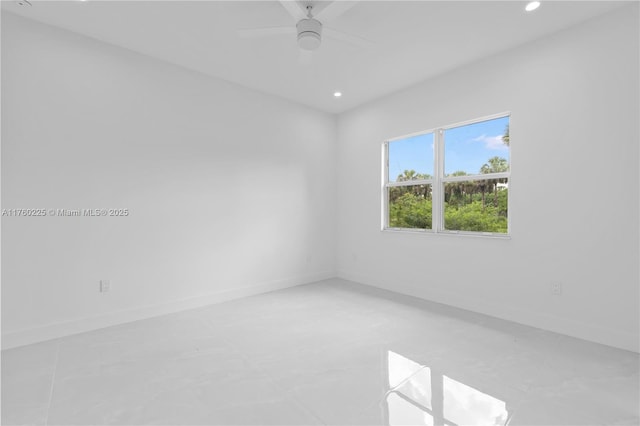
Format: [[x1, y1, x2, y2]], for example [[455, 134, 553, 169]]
[[472, 134, 508, 150]]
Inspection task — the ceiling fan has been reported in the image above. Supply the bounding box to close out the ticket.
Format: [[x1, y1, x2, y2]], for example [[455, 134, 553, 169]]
[[237, 1, 373, 63]]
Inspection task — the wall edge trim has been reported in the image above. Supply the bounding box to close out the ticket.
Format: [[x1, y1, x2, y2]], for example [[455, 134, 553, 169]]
[[1, 270, 335, 350]]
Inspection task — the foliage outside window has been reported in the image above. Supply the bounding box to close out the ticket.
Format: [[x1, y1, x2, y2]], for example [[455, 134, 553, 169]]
[[384, 114, 510, 235]]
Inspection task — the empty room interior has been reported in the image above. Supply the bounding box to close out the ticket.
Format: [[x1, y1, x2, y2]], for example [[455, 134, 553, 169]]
[[1, 0, 639, 425]]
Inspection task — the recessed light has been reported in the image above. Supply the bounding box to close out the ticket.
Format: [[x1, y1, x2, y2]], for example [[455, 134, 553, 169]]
[[525, 1, 540, 12], [333, 91, 342, 98]]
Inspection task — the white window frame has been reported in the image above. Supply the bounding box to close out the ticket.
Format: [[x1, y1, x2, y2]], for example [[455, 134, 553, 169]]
[[382, 112, 511, 238]]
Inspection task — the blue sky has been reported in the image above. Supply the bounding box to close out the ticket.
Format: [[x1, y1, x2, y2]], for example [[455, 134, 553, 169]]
[[389, 116, 509, 181]]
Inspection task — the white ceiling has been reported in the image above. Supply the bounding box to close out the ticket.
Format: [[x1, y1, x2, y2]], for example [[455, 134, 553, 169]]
[[2, 0, 628, 113]]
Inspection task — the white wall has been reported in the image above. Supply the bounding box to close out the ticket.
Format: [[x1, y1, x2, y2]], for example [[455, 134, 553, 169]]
[[337, 5, 639, 352], [1, 13, 337, 348], [3, 5, 639, 354]]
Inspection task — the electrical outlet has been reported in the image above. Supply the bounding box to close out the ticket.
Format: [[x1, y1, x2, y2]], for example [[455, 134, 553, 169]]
[[550, 282, 562, 296], [100, 280, 110, 293]]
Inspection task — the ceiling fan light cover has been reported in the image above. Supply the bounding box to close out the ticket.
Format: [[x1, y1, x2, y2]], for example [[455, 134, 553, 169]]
[[296, 18, 322, 51]]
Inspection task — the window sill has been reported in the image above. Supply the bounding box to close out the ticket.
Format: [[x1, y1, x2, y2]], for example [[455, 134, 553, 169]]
[[382, 227, 511, 240]]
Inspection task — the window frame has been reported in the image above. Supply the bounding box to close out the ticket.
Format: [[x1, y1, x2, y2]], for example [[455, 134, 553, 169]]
[[382, 112, 511, 238]]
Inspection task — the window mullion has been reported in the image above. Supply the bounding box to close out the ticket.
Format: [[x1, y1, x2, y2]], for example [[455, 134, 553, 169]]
[[433, 128, 444, 233], [382, 142, 389, 229], [387, 179, 433, 188]]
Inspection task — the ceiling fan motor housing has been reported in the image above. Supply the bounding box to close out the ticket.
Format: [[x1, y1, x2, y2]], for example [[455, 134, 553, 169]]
[[297, 18, 322, 51]]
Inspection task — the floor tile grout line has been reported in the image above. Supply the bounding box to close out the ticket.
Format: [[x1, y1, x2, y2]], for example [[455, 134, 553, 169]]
[[43, 339, 62, 426]]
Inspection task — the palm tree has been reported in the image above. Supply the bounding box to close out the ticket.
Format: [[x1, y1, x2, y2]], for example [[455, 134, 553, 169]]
[[502, 124, 509, 147], [481, 157, 509, 207], [396, 170, 432, 198], [396, 169, 418, 182], [477, 168, 490, 210], [447, 171, 467, 206], [484, 157, 509, 173], [418, 173, 432, 199]]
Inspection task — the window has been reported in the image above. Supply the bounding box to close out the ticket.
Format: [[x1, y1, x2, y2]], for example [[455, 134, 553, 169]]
[[383, 114, 510, 235]]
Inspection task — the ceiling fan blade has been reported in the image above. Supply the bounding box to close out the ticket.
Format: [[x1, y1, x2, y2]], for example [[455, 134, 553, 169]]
[[237, 27, 295, 39], [314, 1, 359, 22], [278, 0, 306, 22], [324, 28, 374, 49], [298, 49, 313, 66]]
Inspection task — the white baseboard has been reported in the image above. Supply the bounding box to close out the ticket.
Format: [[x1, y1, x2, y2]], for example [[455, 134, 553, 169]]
[[337, 270, 639, 354], [7, 270, 636, 354], [2, 270, 335, 350]]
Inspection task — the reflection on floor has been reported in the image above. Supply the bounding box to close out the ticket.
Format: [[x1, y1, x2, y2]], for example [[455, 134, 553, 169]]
[[386, 351, 509, 425], [2, 278, 639, 425]]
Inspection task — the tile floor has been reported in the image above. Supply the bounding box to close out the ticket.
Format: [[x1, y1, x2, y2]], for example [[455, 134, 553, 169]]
[[2, 278, 639, 425]]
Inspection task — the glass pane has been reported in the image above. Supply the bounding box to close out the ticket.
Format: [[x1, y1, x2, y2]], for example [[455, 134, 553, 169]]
[[389, 185, 432, 230], [389, 133, 434, 183], [443, 178, 508, 233], [444, 116, 510, 176]]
